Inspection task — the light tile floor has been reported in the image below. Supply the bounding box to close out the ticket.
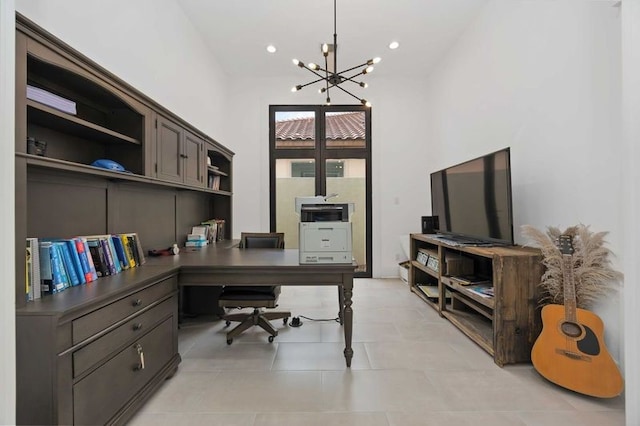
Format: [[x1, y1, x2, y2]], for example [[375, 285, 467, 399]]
[[128, 278, 625, 426]]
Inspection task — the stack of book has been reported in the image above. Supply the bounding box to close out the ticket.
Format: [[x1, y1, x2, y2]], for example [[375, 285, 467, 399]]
[[27, 84, 77, 115], [185, 226, 208, 248], [25, 233, 145, 301]]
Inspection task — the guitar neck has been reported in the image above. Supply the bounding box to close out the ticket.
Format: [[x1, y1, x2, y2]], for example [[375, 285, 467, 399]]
[[562, 254, 577, 322]]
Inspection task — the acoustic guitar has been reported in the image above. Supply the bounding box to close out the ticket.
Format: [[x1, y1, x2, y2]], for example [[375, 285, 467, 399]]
[[531, 235, 623, 398]]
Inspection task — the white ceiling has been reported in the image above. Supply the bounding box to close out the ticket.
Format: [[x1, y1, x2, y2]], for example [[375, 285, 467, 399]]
[[176, 0, 488, 80]]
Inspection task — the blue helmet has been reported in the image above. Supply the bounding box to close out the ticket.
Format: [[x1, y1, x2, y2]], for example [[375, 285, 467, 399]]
[[91, 159, 126, 172]]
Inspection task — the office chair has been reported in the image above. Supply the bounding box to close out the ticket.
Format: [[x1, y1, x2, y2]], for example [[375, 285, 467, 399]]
[[218, 232, 291, 344]]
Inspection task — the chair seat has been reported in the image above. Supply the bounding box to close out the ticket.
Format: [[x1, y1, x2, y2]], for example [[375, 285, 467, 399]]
[[219, 285, 280, 301]]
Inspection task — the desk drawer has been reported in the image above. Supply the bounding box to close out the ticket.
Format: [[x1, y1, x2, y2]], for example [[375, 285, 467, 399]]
[[73, 297, 175, 378], [73, 317, 174, 426], [72, 276, 176, 344]]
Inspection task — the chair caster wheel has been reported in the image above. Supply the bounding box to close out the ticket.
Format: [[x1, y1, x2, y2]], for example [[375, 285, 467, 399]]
[[225, 320, 231, 327], [268, 335, 275, 343], [283, 318, 288, 325], [227, 338, 233, 345]]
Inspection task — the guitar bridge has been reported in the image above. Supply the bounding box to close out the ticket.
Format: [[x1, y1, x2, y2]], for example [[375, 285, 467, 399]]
[[555, 348, 592, 362]]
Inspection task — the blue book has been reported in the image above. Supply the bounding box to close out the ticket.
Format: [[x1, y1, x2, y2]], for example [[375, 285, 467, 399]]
[[99, 238, 117, 275], [73, 238, 93, 283], [79, 237, 99, 281], [106, 235, 122, 273], [55, 241, 80, 286], [38, 242, 54, 295], [65, 239, 86, 284], [111, 235, 129, 270], [49, 243, 68, 292]]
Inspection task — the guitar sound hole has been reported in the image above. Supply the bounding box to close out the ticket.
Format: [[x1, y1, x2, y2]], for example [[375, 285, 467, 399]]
[[561, 321, 582, 338]]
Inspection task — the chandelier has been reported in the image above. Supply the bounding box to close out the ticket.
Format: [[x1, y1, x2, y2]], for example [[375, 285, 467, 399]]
[[291, 0, 380, 107]]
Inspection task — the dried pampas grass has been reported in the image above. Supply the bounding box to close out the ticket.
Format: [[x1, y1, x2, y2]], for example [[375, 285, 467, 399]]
[[521, 224, 622, 309]]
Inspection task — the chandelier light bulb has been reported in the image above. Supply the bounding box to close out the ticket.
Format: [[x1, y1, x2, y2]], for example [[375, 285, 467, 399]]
[[389, 41, 399, 49], [290, 0, 383, 106], [267, 45, 277, 53]]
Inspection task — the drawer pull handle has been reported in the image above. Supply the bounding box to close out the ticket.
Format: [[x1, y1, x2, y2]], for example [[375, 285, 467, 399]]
[[132, 299, 142, 307], [134, 343, 145, 371], [132, 323, 143, 331]]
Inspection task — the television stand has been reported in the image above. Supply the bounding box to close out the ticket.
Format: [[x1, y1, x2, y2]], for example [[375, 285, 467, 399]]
[[409, 233, 543, 366]]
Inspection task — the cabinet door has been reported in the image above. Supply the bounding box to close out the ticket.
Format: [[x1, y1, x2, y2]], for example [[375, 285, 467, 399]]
[[183, 130, 204, 187], [156, 116, 183, 183]]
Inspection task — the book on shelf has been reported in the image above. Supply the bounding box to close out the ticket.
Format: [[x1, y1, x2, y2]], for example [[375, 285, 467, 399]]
[[465, 282, 494, 298], [450, 275, 491, 286], [40, 240, 79, 288], [110, 235, 130, 270], [76, 237, 98, 282], [38, 242, 54, 295], [64, 239, 86, 285], [26, 238, 41, 301], [49, 243, 69, 292], [122, 232, 145, 266], [119, 234, 136, 268], [86, 238, 110, 277], [26, 84, 77, 115], [417, 284, 451, 299]]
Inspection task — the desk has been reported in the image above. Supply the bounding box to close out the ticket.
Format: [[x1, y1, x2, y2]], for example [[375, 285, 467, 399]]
[[146, 243, 357, 367]]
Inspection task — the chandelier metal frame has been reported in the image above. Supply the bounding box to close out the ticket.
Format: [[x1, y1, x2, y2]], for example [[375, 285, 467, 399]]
[[291, 0, 379, 106]]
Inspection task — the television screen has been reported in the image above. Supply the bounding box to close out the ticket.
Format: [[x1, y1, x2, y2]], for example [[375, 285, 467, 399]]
[[430, 148, 513, 245]]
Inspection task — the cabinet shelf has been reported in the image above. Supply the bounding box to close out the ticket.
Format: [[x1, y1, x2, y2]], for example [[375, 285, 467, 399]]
[[441, 276, 495, 310], [408, 233, 543, 366], [410, 260, 439, 279], [441, 308, 494, 355], [207, 166, 228, 176], [18, 152, 232, 197], [27, 100, 141, 145]]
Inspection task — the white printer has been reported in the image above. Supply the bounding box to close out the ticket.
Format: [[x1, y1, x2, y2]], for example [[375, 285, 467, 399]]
[[295, 196, 354, 264]]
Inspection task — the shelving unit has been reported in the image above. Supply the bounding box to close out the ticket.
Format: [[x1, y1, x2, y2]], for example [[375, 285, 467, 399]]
[[14, 14, 234, 425], [409, 233, 543, 366]]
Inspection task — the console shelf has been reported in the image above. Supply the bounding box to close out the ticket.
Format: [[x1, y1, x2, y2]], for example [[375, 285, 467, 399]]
[[409, 233, 543, 366]]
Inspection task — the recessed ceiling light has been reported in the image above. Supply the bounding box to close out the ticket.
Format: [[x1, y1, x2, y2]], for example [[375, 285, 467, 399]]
[[267, 45, 277, 53], [389, 41, 399, 50]]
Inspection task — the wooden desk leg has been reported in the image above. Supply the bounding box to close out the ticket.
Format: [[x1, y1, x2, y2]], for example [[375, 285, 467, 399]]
[[342, 275, 354, 367], [337, 286, 345, 325]]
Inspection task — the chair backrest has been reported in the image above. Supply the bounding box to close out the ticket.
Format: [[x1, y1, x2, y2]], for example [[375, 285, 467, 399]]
[[239, 232, 285, 249]]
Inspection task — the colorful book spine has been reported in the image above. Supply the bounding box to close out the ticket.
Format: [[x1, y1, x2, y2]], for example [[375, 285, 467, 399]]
[[120, 234, 136, 268], [87, 239, 109, 277], [26, 238, 41, 301], [80, 237, 99, 281], [111, 235, 129, 270], [105, 235, 122, 273], [65, 239, 86, 284], [49, 243, 69, 292], [55, 241, 80, 286], [74, 238, 94, 283], [99, 238, 117, 275], [38, 242, 54, 295]]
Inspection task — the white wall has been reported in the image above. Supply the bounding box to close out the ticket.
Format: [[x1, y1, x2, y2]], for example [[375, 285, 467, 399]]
[[622, 1, 639, 423], [422, 0, 625, 357], [16, 0, 229, 142], [0, 1, 15, 423]]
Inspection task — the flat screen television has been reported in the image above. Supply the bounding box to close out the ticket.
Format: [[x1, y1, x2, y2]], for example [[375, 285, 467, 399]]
[[430, 147, 514, 246]]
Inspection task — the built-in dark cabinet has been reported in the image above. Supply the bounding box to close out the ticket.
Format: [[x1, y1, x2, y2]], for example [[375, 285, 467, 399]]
[[14, 13, 233, 425], [155, 114, 205, 187]]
